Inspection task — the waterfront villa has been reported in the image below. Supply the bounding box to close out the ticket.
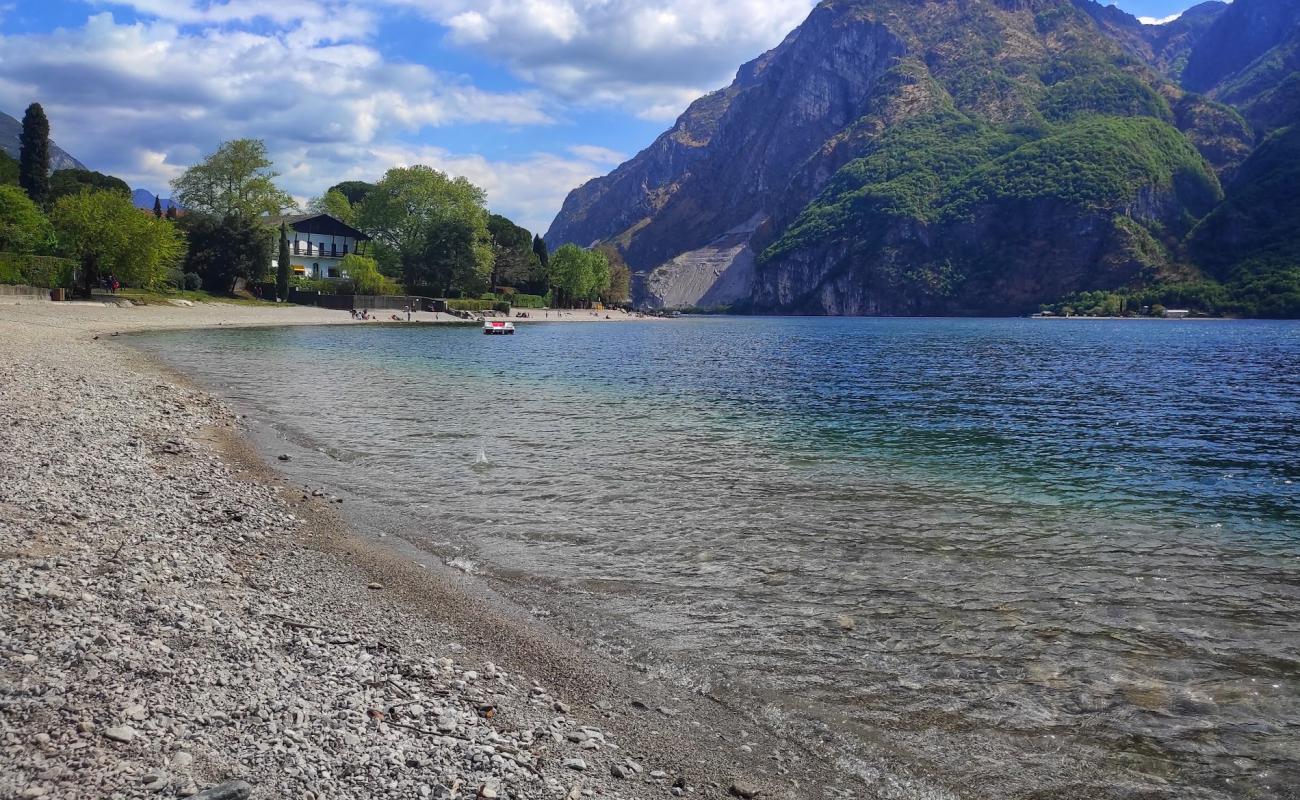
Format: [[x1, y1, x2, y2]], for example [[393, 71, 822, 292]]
[[265, 213, 371, 280]]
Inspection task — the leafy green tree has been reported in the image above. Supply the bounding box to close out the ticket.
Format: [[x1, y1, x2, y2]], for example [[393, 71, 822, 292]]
[[422, 217, 490, 296], [342, 253, 398, 295], [487, 213, 541, 288], [0, 151, 19, 186], [171, 139, 293, 217], [596, 244, 631, 304], [180, 213, 272, 294], [276, 222, 291, 301], [0, 184, 55, 254], [312, 188, 356, 224], [51, 189, 185, 294], [328, 181, 375, 206], [48, 169, 132, 203], [19, 103, 50, 206], [548, 243, 610, 307], [356, 165, 492, 292]]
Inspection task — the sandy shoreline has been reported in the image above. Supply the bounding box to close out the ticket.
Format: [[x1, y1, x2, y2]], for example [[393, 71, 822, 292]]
[[0, 298, 651, 335], [0, 301, 840, 800]]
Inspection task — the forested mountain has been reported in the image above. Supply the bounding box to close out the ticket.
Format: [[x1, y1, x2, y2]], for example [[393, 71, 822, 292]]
[[545, 0, 1300, 316]]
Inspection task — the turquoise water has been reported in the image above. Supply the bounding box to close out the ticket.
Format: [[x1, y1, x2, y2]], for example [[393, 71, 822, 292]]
[[134, 317, 1300, 799]]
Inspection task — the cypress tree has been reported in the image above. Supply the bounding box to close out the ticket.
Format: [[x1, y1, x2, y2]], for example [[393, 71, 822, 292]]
[[19, 103, 50, 206], [276, 223, 291, 301], [532, 233, 549, 268], [153, 195, 163, 218]]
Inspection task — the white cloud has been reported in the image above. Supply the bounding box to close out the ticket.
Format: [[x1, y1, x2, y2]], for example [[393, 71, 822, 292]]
[[417, 0, 815, 118], [0, 12, 572, 227], [1138, 12, 1184, 25]]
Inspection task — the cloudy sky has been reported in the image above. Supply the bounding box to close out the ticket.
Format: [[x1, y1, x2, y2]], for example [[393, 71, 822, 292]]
[[1, 0, 1192, 233]]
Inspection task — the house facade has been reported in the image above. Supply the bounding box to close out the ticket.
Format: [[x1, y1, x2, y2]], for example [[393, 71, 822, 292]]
[[266, 213, 371, 280]]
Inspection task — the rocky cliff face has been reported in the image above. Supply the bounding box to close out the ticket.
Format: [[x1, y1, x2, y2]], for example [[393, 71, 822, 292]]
[[0, 110, 86, 172], [546, 0, 1299, 315]]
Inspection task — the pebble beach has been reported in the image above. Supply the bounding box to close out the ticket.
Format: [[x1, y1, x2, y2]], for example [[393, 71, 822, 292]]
[[0, 301, 822, 800]]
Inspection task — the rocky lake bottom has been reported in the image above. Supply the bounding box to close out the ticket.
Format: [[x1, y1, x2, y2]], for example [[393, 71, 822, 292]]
[[130, 316, 1300, 800]]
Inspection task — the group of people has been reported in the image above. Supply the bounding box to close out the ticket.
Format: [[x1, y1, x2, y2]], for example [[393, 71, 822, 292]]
[[100, 275, 121, 294], [350, 306, 414, 322]]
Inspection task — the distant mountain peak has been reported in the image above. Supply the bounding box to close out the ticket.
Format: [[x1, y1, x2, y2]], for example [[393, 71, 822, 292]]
[[0, 109, 86, 172], [131, 188, 180, 210]]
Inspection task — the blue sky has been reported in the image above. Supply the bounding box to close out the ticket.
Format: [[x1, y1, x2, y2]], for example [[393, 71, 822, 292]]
[[0, 0, 1200, 232]]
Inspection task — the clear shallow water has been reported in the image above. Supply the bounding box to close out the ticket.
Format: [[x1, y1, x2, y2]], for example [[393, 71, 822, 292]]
[[134, 317, 1300, 799]]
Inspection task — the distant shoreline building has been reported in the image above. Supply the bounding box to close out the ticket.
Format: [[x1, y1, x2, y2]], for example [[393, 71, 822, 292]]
[[265, 213, 371, 280]]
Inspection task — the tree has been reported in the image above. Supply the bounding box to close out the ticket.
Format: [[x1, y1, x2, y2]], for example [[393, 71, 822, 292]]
[[276, 222, 291, 301], [596, 244, 631, 305], [532, 234, 549, 268], [180, 213, 272, 294], [0, 151, 19, 186], [48, 169, 131, 203], [342, 253, 398, 295], [153, 195, 163, 219], [171, 139, 293, 218], [422, 217, 489, 296], [547, 243, 610, 307], [355, 165, 493, 292], [310, 188, 356, 225], [51, 189, 185, 294], [328, 181, 376, 206], [165, 206, 178, 220], [19, 103, 50, 206], [487, 213, 541, 289], [0, 184, 55, 254]]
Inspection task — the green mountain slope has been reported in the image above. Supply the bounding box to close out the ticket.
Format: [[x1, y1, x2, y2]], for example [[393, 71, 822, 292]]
[[546, 0, 1299, 316], [1189, 125, 1300, 316]]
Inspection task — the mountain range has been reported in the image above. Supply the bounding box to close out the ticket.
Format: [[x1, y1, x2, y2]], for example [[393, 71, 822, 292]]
[[0, 110, 86, 172], [545, 0, 1300, 316], [130, 189, 181, 211]]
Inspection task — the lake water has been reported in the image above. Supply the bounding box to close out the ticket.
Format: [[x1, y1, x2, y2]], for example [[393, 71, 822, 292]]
[[133, 317, 1300, 800]]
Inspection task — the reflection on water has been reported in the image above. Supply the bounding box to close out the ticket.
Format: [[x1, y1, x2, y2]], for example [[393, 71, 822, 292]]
[[133, 317, 1300, 799]]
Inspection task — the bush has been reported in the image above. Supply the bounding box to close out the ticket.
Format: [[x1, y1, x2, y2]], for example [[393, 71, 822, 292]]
[[0, 252, 76, 288], [508, 292, 547, 308], [492, 300, 510, 313], [182, 272, 202, 290]]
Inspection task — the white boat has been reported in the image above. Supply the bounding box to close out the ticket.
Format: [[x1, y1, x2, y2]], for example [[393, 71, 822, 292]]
[[483, 320, 515, 335]]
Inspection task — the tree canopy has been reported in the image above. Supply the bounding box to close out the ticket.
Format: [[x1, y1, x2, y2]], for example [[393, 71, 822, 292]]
[[355, 165, 492, 292], [328, 181, 376, 206], [342, 253, 399, 295], [548, 243, 611, 307], [19, 103, 49, 206], [171, 139, 293, 218], [487, 213, 543, 291], [0, 184, 55, 254], [0, 151, 19, 186], [49, 169, 131, 203], [179, 213, 272, 294], [51, 189, 185, 293]]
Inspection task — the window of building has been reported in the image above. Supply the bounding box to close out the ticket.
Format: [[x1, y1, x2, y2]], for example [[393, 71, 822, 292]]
[[327, 267, 339, 278], [312, 263, 320, 278]]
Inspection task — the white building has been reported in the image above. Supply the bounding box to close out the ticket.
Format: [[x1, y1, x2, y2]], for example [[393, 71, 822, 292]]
[[266, 213, 372, 280]]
